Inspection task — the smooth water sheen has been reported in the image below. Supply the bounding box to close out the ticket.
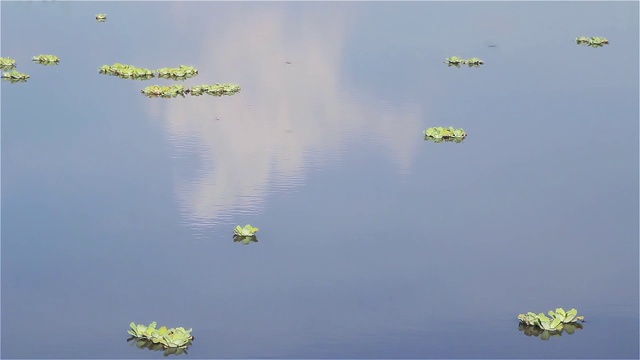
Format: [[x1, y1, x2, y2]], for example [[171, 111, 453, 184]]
[[2, 2, 638, 359]]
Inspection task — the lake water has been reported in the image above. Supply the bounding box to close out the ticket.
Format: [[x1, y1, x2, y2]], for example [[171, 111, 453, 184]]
[[1, 1, 638, 359]]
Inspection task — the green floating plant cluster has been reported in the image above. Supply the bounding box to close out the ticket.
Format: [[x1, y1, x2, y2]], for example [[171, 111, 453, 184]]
[[32, 54, 60, 65], [234, 224, 259, 236], [141, 84, 241, 98], [424, 126, 467, 143], [1, 70, 30, 83], [576, 36, 609, 48], [518, 308, 585, 332], [95, 14, 107, 22], [0, 57, 16, 70], [234, 224, 259, 245], [99, 63, 155, 79], [189, 84, 241, 96], [157, 65, 199, 80], [127, 322, 194, 349], [99, 64, 200, 80], [444, 56, 484, 68], [141, 85, 188, 98]]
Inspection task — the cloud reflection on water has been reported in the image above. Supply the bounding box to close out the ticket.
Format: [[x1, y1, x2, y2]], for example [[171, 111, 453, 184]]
[[148, 6, 424, 234]]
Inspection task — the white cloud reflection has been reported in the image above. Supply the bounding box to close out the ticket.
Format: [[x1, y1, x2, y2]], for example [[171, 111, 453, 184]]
[[148, 7, 424, 233]]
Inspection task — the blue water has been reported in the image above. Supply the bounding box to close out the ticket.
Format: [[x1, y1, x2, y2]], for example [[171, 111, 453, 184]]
[[2, 1, 638, 359]]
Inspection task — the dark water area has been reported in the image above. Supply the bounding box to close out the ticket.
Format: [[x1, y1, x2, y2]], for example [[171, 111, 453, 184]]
[[1, 1, 638, 359]]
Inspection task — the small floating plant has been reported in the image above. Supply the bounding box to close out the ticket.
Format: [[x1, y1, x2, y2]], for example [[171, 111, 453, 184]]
[[444, 56, 484, 68], [518, 308, 585, 331], [424, 126, 467, 143], [518, 308, 585, 341], [576, 36, 609, 48], [141, 84, 241, 98], [188, 84, 241, 96], [157, 65, 199, 80], [32, 54, 60, 65], [99, 63, 155, 79], [95, 14, 107, 22], [2, 70, 30, 83], [0, 57, 16, 70], [127, 321, 194, 352], [233, 224, 259, 245]]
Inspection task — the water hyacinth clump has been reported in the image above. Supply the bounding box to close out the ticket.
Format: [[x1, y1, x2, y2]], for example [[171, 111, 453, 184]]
[[233, 224, 259, 245], [127, 322, 194, 349], [99, 63, 155, 79], [234, 224, 259, 237], [141, 83, 242, 98], [157, 65, 199, 80], [32, 54, 60, 64], [518, 308, 585, 332], [188, 83, 241, 96], [424, 126, 467, 143], [2, 70, 30, 83], [576, 36, 609, 48], [141, 85, 188, 98], [444, 56, 484, 68], [0, 57, 16, 70]]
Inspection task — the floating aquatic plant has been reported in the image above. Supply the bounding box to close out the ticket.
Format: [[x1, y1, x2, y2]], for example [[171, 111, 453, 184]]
[[234, 224, 259, 236], [424, 127, 467, 143], [141, 84, 242, 98], [141, 85, 187, 98], [518, 308, 585, 332], [2, 70, 30, 83], [576, 36, 609, 48], [32, 54, 60, 65], [444, 56, 484, 68], [157, 65, 198, 80], [95, 14, 107, 22], [127, 322, 194, 349], [99, 63, 155, 79], [0, 57, 16, 70], [233, 224, 259, 245], [465, 57, 484, 67], [188, 84, 241, 96]]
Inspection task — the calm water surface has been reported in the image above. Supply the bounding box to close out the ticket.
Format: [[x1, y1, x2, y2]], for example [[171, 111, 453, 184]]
[[2, 2, 638, 359]]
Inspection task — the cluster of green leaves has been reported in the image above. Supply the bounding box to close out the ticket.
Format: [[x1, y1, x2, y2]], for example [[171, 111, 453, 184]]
[[141, 85, 188, 98], [95, 14, 107, 22], [1, 70, 30, 83], [127, 322, 194, 349], [518, 308, 585, 332], [444, 56, 484, 68], [424, 127, 467, 143], [518, 321, 584, 341], [576, 36, 609, 48], [189, 84, 241, 96], [234, 224, 259, 245], [141, 83, 242, 98], [0, 57, 16, 70], [234, 224, 259, 236], [99, 63, 155, 79], [157, 65, 199, 80], [32, 54, 60, 65]]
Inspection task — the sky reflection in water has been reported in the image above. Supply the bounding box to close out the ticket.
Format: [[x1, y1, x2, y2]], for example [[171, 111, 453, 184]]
[[1, 1, 638, 359]]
